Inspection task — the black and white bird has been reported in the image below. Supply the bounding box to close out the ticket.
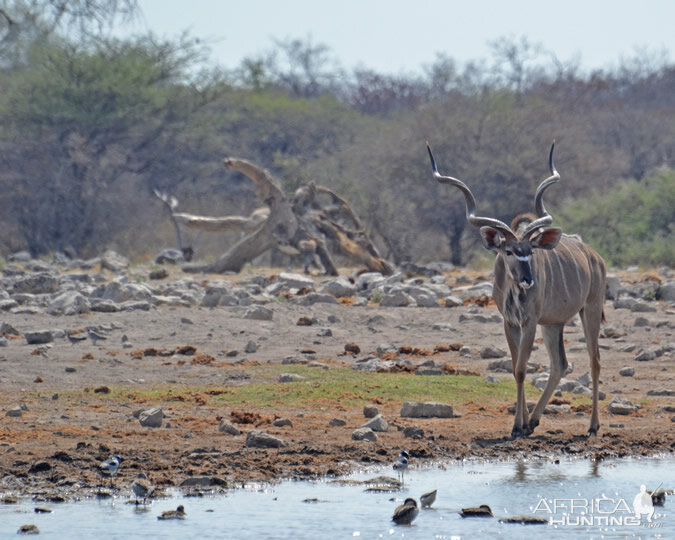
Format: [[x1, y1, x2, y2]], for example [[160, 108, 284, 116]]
[[131, 472, 153, 504], [158, 505, 186, 520], [99, 456, 121, 486], [393, 451, 410, 485], [420, 489, 437, 508], [392, 498, 419, 525]]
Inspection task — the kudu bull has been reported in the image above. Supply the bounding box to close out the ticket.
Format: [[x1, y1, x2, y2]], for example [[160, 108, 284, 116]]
[[427, 141, 606, 438]]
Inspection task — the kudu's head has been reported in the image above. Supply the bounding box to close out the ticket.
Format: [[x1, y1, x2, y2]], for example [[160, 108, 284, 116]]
[[427, 141, 562, 290]]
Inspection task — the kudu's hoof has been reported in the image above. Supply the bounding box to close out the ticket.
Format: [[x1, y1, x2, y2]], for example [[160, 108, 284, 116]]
[[511, 425, 532, 439], [587, 426, 599, 437], [528, 418, 540, 432]]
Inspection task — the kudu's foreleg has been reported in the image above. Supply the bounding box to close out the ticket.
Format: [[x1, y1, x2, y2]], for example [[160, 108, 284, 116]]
[[529, 324, 566, 432], [505, 323, 537, 438]]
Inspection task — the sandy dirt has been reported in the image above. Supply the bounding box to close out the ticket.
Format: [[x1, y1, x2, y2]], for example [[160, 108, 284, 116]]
[[0, 268, 673, 499]]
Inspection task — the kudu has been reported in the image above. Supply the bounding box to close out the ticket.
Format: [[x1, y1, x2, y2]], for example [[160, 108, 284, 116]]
[[427, 141, 606, 438]]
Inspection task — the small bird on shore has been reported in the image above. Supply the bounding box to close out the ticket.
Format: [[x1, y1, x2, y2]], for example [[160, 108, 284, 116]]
[[420, 489, 437, 508], [131, 472, 153, 504], [86, 326, 107, 346], [392, 498, 419, 525], [460, 504, 493, 518], [99, 456, 121, 486], [393, 451, 409, 485], [158, 505, 186, 520]]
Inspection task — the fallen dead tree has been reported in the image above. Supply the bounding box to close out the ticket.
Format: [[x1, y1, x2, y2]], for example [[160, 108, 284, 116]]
[[159, 156, 393, 275]]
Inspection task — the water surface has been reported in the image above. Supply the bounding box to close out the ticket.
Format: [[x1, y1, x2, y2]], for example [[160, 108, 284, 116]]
[[1, 457, 672, 539]]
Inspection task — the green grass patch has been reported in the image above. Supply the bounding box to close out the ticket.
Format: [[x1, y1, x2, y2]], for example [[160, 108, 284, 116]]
[[52, 366, 523, 410]]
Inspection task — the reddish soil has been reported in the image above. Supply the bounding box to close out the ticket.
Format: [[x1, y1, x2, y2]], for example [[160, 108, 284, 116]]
[[0, 269, 673, 498]]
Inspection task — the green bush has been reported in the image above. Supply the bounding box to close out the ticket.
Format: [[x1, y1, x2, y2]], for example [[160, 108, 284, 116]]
[[557, 169, 675, 267]]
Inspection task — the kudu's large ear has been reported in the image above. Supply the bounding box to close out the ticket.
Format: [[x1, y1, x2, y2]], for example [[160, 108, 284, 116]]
[[530, 227, 562, 250], [479, 226, 503, 251]]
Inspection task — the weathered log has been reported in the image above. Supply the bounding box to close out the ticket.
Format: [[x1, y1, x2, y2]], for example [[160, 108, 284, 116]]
[[173, 207, 269, 233], [178, 156, 391, 275]]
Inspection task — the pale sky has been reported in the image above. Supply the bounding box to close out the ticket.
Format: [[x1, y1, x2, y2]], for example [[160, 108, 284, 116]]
[[121, 0, 675, 74]]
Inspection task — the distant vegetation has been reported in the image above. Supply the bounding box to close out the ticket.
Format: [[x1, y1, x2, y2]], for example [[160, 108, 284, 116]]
[[558, 169, 675, 267], [0, 1, 673, 267]]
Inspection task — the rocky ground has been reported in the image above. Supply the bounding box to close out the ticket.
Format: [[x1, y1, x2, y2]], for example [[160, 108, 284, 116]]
[[0, 251, 673, 502]]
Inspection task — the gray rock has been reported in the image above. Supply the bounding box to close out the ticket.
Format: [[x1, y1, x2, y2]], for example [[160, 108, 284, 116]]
[[272, 417, 293, 427], [47, 291, 90, 316], [243, 305, 273, 321], [403, 426, 425, 439], [0, 322, 19, 335], [605, 274, 621, 300], [443, 295, 463, 308], [634, 316, 650, 327], [415, 367, 443, 375], [607, 398, 640, 415], [155, 248, 185, 265], [319, 277, 356, 298], [544, 404, 571, 415], [329, 418, 346, 427], [24, 330, 53, 345], [400, 401, 454, 418], [244, 340, 258, 353], [90, 299, 121, 312], [120, 300, 152, 311], [576, 372, 592, 386], [200, 282, 232, 307], [281, 356, 307, 365], [278, 373, 306, 383], [361, 414, 388, 432], [138, 407, 163, 428], [431, 322, 453, 331], [459, 313, 502, 324], [484, 375, 501, 384], [453, 281, 493, 298], [379, 290, 413, 307], [414, 293, 439, 307], [363, 405, 379, 418], [12, 273, 58, 294], [376, 343, 398, 356], [356, 272, 384, 291], [101, 250, 129, 273], [488, 359, 539, 373], [351, 427, 377, 441], [9, 250, 31, 262], [646, 389, 675, 396], [634, 346, 665, 362], [631, 301, 657, 313], [218, 419, 241, 436], [293, 292, 339, 306], [245, 430, 287, 448], [0, 299, 19, 311], [658, 282, 675, 302], [480, 346, 507, 359], [619, 366, 635, 377], [6, 406, 22, 417]]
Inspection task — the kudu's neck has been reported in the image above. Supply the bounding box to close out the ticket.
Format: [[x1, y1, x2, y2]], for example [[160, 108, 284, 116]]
[[494, 252, 542, 327]]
